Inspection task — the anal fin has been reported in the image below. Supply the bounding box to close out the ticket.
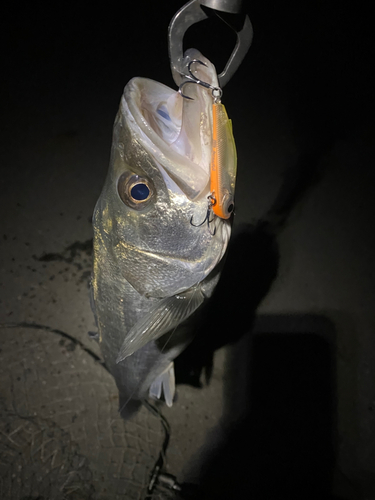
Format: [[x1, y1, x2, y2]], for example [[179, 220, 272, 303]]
[[149, 362, 176, 407]]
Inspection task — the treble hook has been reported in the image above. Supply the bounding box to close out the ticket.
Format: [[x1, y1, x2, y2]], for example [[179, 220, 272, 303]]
[[179, 60, 223, 101], [190, 195, 217, 236]]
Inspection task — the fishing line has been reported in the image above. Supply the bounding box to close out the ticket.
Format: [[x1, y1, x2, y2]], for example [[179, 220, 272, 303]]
[[117, 288, 201, 492], [0, 322, 107, 370], [160, 285, 199, 355], [143, 399, 171, 497], [160, 325, 181, 355]]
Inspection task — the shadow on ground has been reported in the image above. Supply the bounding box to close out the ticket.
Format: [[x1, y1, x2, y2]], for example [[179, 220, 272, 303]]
[[173, 222, 343, 498], [179, 315, 341, 500]]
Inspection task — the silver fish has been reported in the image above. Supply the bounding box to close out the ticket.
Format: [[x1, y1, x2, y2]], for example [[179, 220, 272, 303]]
[[91, 49, 233, 418]]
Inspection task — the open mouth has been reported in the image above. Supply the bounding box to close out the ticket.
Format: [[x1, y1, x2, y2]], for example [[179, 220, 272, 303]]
[[123, 51, 219, 200]]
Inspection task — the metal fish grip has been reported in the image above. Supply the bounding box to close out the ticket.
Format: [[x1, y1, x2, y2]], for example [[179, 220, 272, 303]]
[[168, 0, 253, 87]]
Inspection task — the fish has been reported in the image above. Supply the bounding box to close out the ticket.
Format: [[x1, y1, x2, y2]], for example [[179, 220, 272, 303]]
[[90, 48, 235, 419]]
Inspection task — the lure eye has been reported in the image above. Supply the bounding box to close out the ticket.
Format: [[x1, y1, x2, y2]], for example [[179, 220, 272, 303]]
[[222, 193, 235, 218], [118, 173, 154, 209]]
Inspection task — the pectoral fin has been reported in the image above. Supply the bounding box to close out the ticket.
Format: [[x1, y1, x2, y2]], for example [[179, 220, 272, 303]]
[[116, 286, 204, 363]]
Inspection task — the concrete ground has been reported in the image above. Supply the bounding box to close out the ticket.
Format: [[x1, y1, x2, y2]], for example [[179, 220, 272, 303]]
[[1, 1, 374, 499]]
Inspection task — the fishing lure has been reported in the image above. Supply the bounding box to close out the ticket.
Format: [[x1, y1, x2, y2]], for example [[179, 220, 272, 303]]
[[210, 91, 237, 219], [180, 60, 237, 221]]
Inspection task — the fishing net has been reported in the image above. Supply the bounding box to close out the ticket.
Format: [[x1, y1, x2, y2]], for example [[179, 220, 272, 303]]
[[0, 326, 172, 500]]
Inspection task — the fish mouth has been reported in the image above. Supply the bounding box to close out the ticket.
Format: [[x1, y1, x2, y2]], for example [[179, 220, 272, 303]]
[[123, 50, 219, 200]]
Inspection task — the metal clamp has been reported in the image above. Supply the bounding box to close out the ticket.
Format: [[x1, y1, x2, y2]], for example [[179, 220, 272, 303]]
[[168, 0, 253, 87]]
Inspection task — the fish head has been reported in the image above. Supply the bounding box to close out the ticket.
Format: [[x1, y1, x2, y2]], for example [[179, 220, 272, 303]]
[[93, 50, 232, 298]]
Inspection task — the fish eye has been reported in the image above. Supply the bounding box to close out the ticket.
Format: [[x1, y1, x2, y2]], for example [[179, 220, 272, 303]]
[[118, 173, 154, 209], [130, 182, 151, 201]]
